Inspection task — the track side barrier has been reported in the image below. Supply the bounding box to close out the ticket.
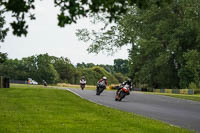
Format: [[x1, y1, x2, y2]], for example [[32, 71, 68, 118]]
[[153, 89, 194, 95]]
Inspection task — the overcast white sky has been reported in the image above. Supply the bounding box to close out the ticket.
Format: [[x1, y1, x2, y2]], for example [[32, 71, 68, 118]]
[[0, 1, 129, 65]]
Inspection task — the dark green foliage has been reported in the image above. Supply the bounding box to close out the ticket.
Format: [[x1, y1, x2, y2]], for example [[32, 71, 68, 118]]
[[55, 0, 147, 26], [10, 20, 28, 37], [77, 62, 95, 69], [92, 66, 118, 84], [0, 54, 59, 84], [77, 1, 200, 89], [51, 56, 77, 83], [77, 60, 129, 76], [0, 0, 35, 38], [34, 54, 59, 84], [80, 66, 118, 85], [0, 59, 29, 80], [113, 72, 126, 83], [0, 0, 172, 41], [114, 59, 129, 75], [0, 52, 7, 64], [76, 62, 129, 85], [0, 11, 9, 42], [80, 68, 101, 85], [0, 53, 124, 85], [127, 1, 200, 89], [194, 89, 200, 94], [77, 63, 115, 74], [97, 64, 114, 74], [126, 2, 200, 88]]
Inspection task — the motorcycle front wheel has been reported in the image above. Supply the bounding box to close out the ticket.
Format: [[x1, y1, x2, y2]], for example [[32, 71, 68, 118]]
[[96, 86, 100, 95], [119, 91, 126, 101], [80, 84, 85, 90]]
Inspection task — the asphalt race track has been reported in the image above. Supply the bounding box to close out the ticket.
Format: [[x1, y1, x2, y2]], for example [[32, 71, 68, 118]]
[[63, 88, 200, 132]]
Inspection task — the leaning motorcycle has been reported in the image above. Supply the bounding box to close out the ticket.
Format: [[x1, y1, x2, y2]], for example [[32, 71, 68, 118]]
[[115, 84, 130, 101], [96, 84, 106, 95]]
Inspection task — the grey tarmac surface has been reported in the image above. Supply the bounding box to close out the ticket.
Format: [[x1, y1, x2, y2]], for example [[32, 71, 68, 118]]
[[62, 88, 200, 132]]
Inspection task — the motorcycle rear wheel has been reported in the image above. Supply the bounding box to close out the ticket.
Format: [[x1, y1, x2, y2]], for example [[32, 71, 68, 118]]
[[96, 87, 100, 95], [119, 91, 126, 101]]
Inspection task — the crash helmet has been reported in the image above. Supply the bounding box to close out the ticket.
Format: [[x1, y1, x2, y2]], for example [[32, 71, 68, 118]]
[[103, 76, 107, 80], [127, 78, 131, 83], [81, 76, 85, 79]]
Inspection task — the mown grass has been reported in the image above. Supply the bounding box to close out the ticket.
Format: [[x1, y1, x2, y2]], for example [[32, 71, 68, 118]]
[[0, 85, 194, 133]]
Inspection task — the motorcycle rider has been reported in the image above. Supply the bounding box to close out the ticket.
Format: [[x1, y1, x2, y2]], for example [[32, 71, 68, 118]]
[[80, 76, 86, 90], [96, 76, 108, 94], [116, 78, 132, 96], [43, 80, 47, 86]]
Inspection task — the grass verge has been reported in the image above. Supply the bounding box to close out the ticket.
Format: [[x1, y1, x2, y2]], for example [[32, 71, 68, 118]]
[[145, 92, 200, 102], [56, 83, 119, 90], [0, 85, 194, 133], [57, 83, 96, 90]]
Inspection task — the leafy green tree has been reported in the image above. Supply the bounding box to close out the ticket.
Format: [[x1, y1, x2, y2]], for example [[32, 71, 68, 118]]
[[52, 56, 78, 84], [0, 11, 9, 42], [80, 68, 101, 85], [0, 52, 7, 64], [0, 52, 128, 85], [0, 0, 35, 38], [35, 54, 59, 84], [91, 66, 118, 84], [113, 73, 126, 83], [97, 64, 114, 74], [179, 50, 200, 88], [76, 62, 95, 69], [0, 0, 172, 41], [0, 54, 80, 84], [78, 66, 118, 85], [20, 54, 59, 84], [76, 62, 86, 68], [125, 1, 200, 88], [113, 59, 129, 75], [21, 55, 38, 80], [0, 59, 28, 80], [77, 1, 200, 89]]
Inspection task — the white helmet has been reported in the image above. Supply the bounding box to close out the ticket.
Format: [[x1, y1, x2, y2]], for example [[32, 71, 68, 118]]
[[103, 76, 107, 80]]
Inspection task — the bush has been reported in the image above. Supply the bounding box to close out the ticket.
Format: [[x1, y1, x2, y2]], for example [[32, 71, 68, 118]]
[[194, 89, 200, 94], [79, 66, 119, 85], [113, 73, 126, 83], [188, 82, 198, 89], [91, 66, 118, 84], [80, 68, 101, 85], [147, 87, 153, 92], [141, 88, 148, 92]]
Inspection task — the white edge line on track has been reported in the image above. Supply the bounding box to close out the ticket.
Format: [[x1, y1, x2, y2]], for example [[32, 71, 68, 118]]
[[65, 88, 110, 107], [65, 88, 83, 98]]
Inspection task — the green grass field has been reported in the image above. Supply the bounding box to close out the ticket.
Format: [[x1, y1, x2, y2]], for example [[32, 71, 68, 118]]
[[0, 85, 194, 133]]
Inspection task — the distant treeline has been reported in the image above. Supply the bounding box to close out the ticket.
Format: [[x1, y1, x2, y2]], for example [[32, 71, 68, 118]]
[[0, 53, 129, 85]]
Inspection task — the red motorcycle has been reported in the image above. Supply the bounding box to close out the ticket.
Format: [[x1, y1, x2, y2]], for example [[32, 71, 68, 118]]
[[115, 84, 130, 101]]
